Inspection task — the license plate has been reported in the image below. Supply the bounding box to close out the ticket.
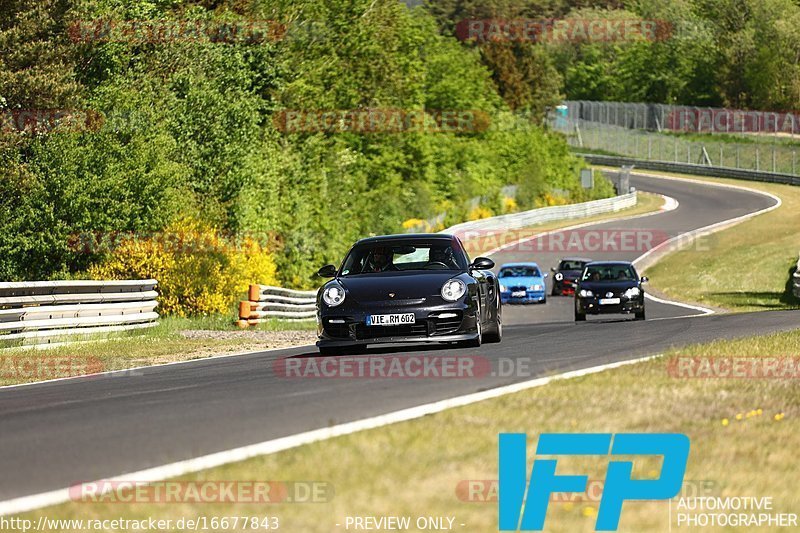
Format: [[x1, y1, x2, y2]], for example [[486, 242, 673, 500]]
[[367, 313, 415, 326], [511, 290, 526, 297], [599, 298, 621, 305]]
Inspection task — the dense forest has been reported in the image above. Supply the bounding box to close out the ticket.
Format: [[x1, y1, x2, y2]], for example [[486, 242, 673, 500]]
[[2, 0, 796, 314], [430, 0, 800, 111]]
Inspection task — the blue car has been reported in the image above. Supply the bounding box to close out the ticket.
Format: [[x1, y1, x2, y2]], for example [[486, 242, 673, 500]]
[[498, 262, 548, 304]]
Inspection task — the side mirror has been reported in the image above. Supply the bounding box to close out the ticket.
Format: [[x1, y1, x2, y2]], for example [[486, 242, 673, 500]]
[[317, 264, 337, 278], [470, 257, 495, 270], [640, 276, 649, 283]]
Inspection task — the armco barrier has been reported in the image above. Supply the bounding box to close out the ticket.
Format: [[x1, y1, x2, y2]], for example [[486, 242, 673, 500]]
[[442, 190, 637, 234], [0, 280, 159, 348], [794, 254, 800, 299], [238, 285, 316, 326], [578, 153, 800, 186]]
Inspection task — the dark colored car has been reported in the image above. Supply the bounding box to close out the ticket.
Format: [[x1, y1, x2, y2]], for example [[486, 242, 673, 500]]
[[551, 257, 593, 296], [574, 261, 648, 321], [315, 234, 502, 354]]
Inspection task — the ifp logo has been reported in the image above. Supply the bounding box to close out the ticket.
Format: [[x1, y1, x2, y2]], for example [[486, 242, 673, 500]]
[[498, 433, 690, 531]]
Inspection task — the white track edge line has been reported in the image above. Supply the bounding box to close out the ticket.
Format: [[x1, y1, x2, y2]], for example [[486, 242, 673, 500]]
[[0, 352, 661, 517]]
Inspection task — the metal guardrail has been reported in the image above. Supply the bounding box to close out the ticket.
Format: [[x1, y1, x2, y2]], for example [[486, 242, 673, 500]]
[[0, 280, 159, 348], [794, 254, 800, 299], [238, 285, 317, 326], [578, 153, 800, 186], [442, 191, 638, 235]]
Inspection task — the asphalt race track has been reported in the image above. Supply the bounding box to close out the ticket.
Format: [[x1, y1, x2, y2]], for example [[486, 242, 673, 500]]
[[1, 174, 797, 506]]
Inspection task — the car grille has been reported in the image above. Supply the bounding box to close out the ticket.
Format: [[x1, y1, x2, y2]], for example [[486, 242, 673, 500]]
[[323, 319, 351, 339], [508, 285, 527, 292], [430, 312, 463, 335], [356, 322, 428, 340]]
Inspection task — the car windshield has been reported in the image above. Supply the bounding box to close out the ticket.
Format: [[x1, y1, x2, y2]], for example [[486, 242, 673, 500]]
[[499, 266, 540, 278], [582, 264, 637, 282], [340, 241, 468, 275], [559, 260, 587, 271]]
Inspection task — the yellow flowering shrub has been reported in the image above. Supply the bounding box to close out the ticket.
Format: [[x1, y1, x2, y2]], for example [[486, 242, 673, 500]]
[[402, 218, 429, 232], [534, 192, 569, 207], [87, 218, 278, 316], [467, 206, 493, 221], [502, 197, 518, 213]]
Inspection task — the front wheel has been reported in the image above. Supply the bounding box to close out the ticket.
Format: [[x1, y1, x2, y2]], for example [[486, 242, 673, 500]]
[[635, 308, 646, 321], [574, 303, 586, 322], [484, 312, 502, 343], [460, 316, 482, 348]]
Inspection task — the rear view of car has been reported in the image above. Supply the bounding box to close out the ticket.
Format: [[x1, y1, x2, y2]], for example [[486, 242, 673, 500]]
[[551, 257, 592, 296], [498, 263, 548, 304], [574, 261, 647, 321]]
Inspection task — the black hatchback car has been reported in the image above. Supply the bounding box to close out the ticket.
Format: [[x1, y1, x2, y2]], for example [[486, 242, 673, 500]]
[[315, 234, 502, 354], [574, 261, 648, 321]]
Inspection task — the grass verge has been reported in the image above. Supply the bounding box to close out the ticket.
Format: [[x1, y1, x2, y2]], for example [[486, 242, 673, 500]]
[[619, 170, 800, 312], [0, 316, 316, 387], [19, 329, 800, 532]]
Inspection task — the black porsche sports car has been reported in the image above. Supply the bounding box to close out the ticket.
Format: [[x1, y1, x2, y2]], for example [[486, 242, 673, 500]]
[[574, 261, 648, 321], [315, 234, 502, 355], [551, 256, 592, 296]]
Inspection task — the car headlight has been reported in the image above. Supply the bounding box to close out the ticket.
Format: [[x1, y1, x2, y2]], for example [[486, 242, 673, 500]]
[[578, 289, 594, 298], [555, 272, 563, 281], [624, 287, 641, 298], [322, 284, 346, 307], [531, 284, 542, 291], [441, 279, 467, 302], [499, 284, 507, 292]]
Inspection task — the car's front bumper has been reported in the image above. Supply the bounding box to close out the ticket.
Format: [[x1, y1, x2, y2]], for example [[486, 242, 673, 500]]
[[317, 302, 479, 347], [501, 290, 545, 304], [576, 296, 645, 315]]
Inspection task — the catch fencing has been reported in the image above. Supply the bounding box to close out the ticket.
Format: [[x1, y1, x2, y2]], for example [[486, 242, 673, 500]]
[[0, 280, 159, 348], [238, 285, 316, 326], [552, 101, 800, 180]]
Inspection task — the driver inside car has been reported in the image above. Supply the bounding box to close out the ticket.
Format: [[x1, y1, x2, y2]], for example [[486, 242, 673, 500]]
[[429, 246, 456, 269], [366, 246, 396, 272]]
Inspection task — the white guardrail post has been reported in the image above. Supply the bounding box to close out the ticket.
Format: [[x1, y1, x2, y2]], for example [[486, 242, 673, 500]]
[[793, 253, 800, 299], [238, 285, 317, 327], [0, 280, 159, 348]]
